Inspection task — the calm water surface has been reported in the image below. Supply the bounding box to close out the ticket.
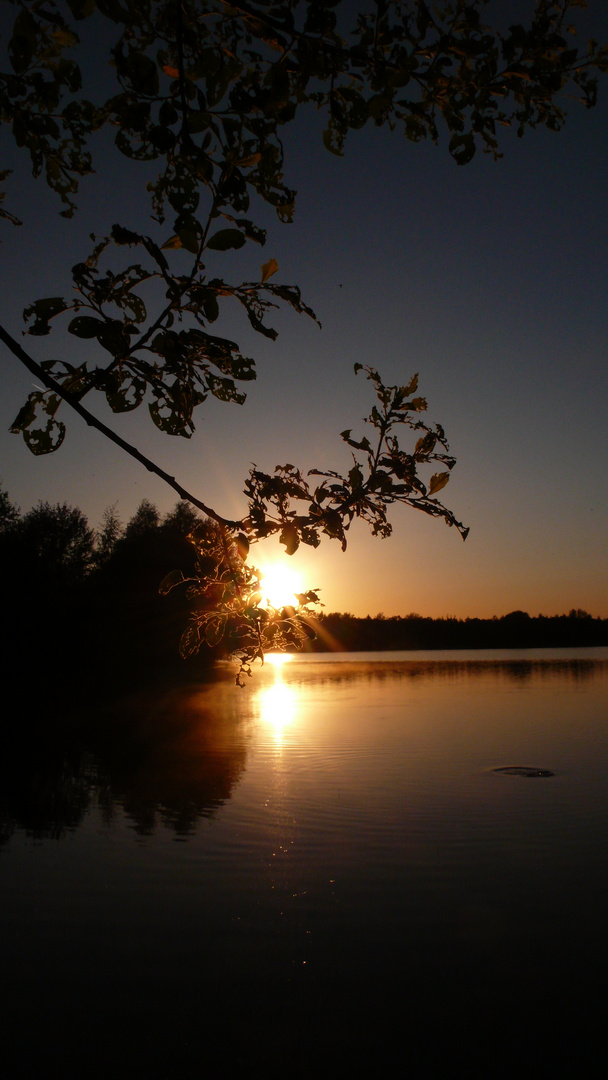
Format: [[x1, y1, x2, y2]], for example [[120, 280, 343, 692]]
[[2, 651, 607, 1077]]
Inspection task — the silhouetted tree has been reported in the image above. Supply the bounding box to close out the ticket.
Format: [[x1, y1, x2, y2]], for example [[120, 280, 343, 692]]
[[162, 500, 201, 537], [15, 501, 95, 583], [0, 484, 19, 531], [0, 496, 97, 701], [87, 499, 212, 684], [122, 498, 161, 540], [0, 498, 94, 641], [94, 504, 123, 567]]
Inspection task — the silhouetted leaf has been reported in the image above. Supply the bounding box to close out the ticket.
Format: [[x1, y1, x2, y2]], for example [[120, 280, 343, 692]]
[[206, 229, 247, 251], [279, 524, 299, 555], [161, 234, 182, 250], [23, 297, 69, 335], [106, 374, 146, 413], [205, 619, 224, 646], [348, 464, 363, 489], [9, 10, 37, 74], [236, 533, 249, 559], [159, 569, 185, 595], [66, 0, 95, 19], [120, 49, 159, 96], [68, 315, 104, 338], [10, 391, 65, 454], [449, 132, 476, 165], [179, 228, 200, 254], [204, 296, 220, 323], [322, 125, 344, 156], [261, 258, 279, 282], [179, 623, 200, 659], [236, 152, 262, 167], [341, 430, 372, 452], [428, 472, 450, 496], [231, 217, 266, 245]]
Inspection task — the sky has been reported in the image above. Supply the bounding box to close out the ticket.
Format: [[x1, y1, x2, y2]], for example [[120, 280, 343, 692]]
[[1, 2, 607, 619]]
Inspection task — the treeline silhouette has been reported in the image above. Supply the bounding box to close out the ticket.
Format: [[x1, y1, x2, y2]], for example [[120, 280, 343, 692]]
[[0, 486, 215, 709], [314, 609, 608, 651]]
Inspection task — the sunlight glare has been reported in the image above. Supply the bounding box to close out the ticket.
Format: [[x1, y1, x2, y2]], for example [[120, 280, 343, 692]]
[[266, 653, 293, 667], [258, 563, 303, 609]]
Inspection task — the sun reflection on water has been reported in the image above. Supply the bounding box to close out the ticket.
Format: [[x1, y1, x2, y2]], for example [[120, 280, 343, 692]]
[[257, 655, 297, 741]]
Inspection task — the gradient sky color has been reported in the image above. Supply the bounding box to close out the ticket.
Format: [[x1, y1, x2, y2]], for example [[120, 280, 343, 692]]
[[1, 4, 607, 619]]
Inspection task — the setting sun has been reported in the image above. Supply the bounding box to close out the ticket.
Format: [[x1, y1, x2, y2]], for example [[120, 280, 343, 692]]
[[257, 563, 303, 609], [265, 653, 293, 667]]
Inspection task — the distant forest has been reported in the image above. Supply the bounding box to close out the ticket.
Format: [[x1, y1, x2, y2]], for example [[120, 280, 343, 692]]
[[1, 486, 607, 702], [313, 610, 608, 652]]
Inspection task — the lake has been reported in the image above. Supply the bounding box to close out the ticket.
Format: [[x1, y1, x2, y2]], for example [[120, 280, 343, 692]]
[[2, 649, 607, 1077]]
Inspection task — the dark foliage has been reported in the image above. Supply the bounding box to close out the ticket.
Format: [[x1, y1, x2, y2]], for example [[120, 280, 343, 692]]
[[0, 489, 214, 708]]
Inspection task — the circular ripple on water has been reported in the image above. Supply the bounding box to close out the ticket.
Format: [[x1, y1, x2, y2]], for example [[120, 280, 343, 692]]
[[493, 766, 555, 778]]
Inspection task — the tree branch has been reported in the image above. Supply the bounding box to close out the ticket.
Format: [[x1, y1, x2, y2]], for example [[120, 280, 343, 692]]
[[0, 322, 241, 528]]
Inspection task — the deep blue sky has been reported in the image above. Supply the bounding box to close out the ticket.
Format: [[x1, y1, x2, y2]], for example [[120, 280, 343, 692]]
[[1, 3, 607, 617]]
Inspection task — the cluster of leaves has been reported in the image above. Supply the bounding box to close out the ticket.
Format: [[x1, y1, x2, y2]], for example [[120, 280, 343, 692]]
[[244, 364, 469, 554], [317, 0, 608, 161], [3, 1, 606, 455], [160, 521, 321, 685], [154, 363, 466, 682], [11, 221, 317, 452], [0, 0, 102, 220], [4, 2, 606, 218]]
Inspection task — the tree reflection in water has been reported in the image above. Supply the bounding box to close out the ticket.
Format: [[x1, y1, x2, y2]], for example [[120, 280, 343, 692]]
[[0, 680, 249, 843]]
